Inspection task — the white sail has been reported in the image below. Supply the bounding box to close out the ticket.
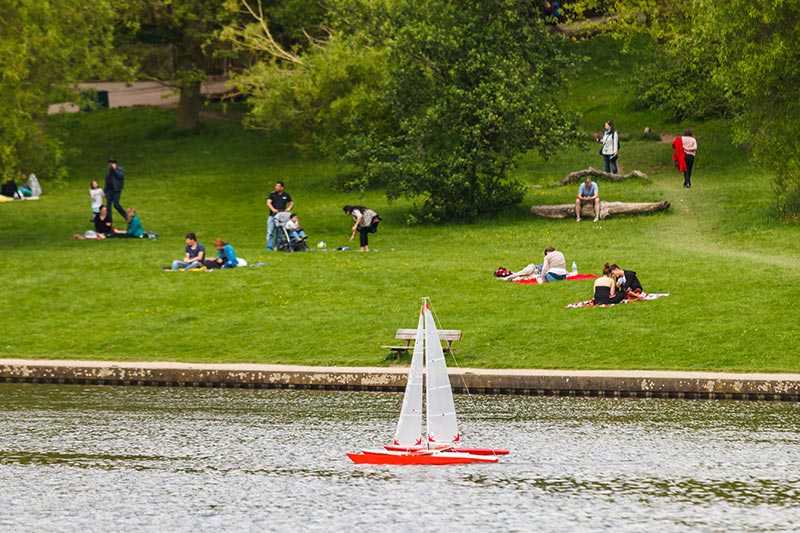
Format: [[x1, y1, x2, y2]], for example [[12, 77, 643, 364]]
[[392, 309, 425, 446], [423, 303, 460, 446]]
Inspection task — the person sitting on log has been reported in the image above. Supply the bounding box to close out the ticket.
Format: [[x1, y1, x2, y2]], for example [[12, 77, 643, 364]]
[[575, 176, 600, 222], [609, 264, 644, 299]]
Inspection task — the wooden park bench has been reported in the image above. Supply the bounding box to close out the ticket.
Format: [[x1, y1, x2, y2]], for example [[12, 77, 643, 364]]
[[383, 328, 462, 357]]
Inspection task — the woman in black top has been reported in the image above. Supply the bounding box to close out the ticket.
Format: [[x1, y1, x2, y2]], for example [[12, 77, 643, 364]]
[[93, 205, 125, 237], [593, 264, 620, 305], [344, 205, 381, 251]]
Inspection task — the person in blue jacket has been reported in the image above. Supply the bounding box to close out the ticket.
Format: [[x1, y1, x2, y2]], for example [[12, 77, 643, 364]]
[[205, 239, 238, 269], [104, 159, 126, 221]]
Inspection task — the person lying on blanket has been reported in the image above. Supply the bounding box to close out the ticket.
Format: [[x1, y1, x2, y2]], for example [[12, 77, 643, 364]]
[[608, 264, 645, 299]]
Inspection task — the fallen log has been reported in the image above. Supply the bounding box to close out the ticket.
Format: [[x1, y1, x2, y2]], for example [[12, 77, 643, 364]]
[[560, 167, 649, 185], [531, 201, 670, 220]]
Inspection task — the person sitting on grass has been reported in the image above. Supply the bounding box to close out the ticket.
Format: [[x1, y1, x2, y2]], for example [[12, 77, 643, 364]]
[[204, 239, 238, 269], [593, 265, 619, 305], [94, 205, 126, 237], [285, 213, 306, 242], [74, 205, 128, 240], [593, 263, 628, 305], [575, 176, 600, 222], [171, 232, 206, 271], [1, 177, 20, 199], [540, 247, 568, 282], [609, 264, 644, 299], [121, 207, 145, 238]]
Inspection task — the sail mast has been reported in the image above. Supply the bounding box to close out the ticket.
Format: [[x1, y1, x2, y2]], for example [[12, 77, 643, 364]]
[[423, 298, 461, 447]]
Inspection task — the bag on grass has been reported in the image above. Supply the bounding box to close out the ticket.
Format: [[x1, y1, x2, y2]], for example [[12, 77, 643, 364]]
[[494, 267, 511, 278]]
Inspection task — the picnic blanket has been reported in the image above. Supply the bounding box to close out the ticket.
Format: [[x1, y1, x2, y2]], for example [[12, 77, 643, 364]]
[[0, 195, 39, 203], [567, 292, 670, 309], [514, 273, 598, 285]]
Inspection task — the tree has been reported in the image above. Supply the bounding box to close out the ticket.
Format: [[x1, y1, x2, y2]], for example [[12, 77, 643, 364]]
[[228, 0, 578, 220], [595, 0, 800, 216], [0, 0, 127, 181], [121, 0, 239, 130]]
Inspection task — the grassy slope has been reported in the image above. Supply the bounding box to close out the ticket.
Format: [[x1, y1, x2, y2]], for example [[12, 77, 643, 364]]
[[1, 37, 798, 370]]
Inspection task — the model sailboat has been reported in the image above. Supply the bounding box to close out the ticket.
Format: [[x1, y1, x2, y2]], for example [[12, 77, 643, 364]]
[[347, 299, 509, 465]]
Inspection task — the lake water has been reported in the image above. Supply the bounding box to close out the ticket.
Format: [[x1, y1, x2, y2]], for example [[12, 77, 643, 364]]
[[1, 384, 799, 532]]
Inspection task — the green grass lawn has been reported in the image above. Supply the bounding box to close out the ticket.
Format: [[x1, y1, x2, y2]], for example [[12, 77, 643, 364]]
[[1, 37, 798, 371]]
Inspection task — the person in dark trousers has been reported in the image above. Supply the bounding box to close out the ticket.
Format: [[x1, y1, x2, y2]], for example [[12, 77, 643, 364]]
[[104, 159, 126, 220], [344, 205, 381, 252], [681, 129, 698, 188], [598, 120, 619, 174], [266, 181, 294, 250], [609, 264, 644, 299]]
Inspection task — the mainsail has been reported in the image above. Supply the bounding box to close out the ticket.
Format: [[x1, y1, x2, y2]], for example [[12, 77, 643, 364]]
[[423, 303, 460, 445], [392, 310, 424, 446]]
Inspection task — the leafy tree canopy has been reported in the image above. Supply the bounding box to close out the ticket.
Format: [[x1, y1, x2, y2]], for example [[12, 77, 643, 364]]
[[587, 0, 800, 215], [228, 0, 579, 221], [0, 0, 129, 181]]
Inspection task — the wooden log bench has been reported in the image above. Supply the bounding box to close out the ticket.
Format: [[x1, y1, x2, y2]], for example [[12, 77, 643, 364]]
[[531, 200, 670, 220], [560, 167, 649, 185], [383, 329, 462, 357]]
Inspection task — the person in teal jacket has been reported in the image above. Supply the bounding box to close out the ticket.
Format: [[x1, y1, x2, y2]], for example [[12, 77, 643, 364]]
[[206, 239, 238, 269], [124, 207, 145, 238]]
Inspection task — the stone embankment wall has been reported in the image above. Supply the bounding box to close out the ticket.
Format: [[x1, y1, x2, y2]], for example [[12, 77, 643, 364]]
[[1, 360, 799, 401]]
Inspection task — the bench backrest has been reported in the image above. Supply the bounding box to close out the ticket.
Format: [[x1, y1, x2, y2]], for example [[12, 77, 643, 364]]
[[395, 328, 462, 341]]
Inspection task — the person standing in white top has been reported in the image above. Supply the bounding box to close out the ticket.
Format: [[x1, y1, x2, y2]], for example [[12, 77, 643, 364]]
[[89, 180, 105, 216], [681, 128, 698, 188], [598, 120, 619, 174]]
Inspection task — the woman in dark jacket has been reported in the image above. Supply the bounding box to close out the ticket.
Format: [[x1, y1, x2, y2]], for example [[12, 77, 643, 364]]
[[610, 264, 644, 299]]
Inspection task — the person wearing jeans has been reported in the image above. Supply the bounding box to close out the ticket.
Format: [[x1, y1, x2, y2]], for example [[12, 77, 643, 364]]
[[540, 247, 568, 283], [599, 121, 619, 174], [266, 181, 294, 250], [171, 232, 206, 271]]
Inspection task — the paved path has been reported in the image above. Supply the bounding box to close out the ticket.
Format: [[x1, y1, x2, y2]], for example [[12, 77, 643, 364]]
[[2, 359, 799, 400], [48, 79, 229, 114]]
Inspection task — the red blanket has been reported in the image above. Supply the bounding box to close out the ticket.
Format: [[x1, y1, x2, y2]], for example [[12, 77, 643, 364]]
[[672, 136, 687, 173], [514, 273, 598, 285]]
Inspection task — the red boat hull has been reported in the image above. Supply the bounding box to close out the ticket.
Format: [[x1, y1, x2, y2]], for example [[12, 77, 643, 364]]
[[383, 444, 510, 456], [347, 449, 498, 465]]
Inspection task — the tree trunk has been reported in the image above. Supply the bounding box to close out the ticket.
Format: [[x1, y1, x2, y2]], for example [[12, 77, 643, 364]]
[[176, 81, 202, 130], [531, 201, 670, 220], [560, 167, 649, 185]]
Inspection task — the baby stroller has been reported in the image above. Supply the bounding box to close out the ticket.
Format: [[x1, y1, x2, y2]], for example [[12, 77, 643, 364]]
[[274, 211, 308, 252]]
